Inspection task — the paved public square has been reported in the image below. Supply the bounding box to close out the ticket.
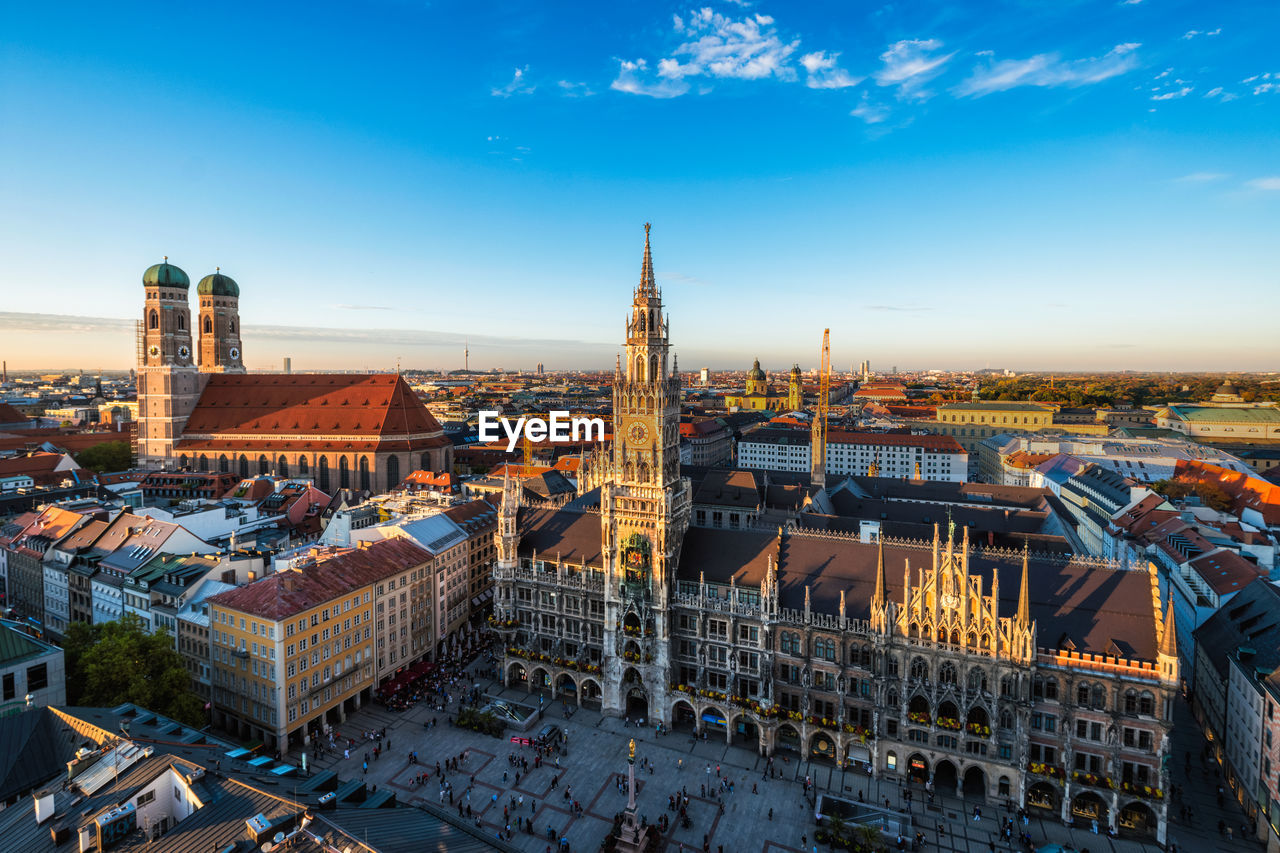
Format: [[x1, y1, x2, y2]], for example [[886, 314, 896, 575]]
[[280, 651, 1260, 853]]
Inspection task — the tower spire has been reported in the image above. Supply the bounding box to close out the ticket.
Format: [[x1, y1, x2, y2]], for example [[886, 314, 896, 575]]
[[1015, 541, 1031, 630], [872, 534, 887, 610], [638, 222, 656, 296], [1159, 593, 1178, 658]]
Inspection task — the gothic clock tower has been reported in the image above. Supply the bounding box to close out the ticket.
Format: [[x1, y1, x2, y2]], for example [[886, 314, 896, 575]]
[[600, 224, 691, 720]]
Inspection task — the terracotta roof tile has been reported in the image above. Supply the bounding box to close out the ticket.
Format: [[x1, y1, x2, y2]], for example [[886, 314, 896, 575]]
[[208, 538, 431, 620], [176, 374, 445, 453]]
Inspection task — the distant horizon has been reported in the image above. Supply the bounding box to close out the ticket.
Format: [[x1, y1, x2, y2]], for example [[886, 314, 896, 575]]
[[1, 309, 1276, 376]]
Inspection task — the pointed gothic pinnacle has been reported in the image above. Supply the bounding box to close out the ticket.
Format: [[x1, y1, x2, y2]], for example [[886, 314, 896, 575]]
[[1160, 593, 1178, 658], [872, 535, 887, 609], [1015, 542, 1031, 630], [839, 589, 846, 621], [639, 223, 656, 295], [902, 558, 911, 608], [804, 584, 811, 614]]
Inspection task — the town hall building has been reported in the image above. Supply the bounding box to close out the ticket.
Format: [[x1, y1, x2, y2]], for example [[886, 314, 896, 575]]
[[493, 226, 1178, 844]]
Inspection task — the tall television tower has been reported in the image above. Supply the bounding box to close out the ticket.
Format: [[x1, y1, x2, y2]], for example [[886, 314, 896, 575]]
[[464, 339, 469, 372]]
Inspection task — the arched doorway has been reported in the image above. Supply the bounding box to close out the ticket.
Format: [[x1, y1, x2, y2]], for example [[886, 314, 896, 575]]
[[1026, 781, 1058, 812], [626, 687, 648, 720], [555, 673, 577, 703], [1071, 791, 1108, 830], [777, 723, 801, 753], [962, 766, 986, 800], [810, 732, 836, 764], [580, 678, 602, 711], [506, 662, 527, 687], [530, 667, 550, 694], [671, 700, 696, 732], [731, 713, 758, 746], [907, 753, 929, 784], [622, 668, 647, 719], [1118, 801, 1158, 838], [701, 706, 728, 736], [934, 759, 958, 793]]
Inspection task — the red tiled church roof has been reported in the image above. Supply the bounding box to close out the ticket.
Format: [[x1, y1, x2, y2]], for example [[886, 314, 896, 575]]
[[176, 374, 448, 453]]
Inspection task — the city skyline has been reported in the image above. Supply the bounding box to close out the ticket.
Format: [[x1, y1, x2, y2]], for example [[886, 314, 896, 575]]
[[3, 0, 1278, 371]]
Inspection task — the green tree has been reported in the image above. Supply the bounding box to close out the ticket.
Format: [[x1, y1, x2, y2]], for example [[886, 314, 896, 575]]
[[826, 814, 848, 850], [74, 440, 133, 473], [63, 615, 204, 726]]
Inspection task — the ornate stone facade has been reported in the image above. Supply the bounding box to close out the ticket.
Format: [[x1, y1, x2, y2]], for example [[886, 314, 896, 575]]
[[493, 228, 1177, 844]]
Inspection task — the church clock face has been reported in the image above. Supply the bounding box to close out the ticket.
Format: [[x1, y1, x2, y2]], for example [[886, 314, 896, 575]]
[[147, 344, 160, 358], [628, 421, 649, 445], [229, 346, 240, 361], [177, 344, 190, 360]]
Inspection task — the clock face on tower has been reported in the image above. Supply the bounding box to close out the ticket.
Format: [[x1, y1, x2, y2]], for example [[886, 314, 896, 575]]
[[177, 345, 190, 360], [148, 345, 160, 358], [229, 346, 240, 361], [628, 421, 649, 445]]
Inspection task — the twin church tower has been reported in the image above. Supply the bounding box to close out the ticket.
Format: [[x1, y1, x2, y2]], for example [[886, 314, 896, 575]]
[[136, 260, 244, 467]]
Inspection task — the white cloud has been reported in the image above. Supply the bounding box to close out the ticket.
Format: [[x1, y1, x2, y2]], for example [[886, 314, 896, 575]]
[[491, 66, 535, 98], [1151, 86, 1192, 100], [874, 38, 954, 99], [850, 92, 890, 123], [610, 59, 689, 98], [1121, 0, 1143, 5], [613, 8, 801, 97], [1175, 172, 1228, 182], [1246, 177, 1280, 190], [1244, 73, 1279, 95], [557, 80, 595, 97], [1181, 28, 1221, 39], [1204, 86, 1223, 97], [660, 9, 799, 82], [955, 43, 1141, 97], [800, 50, 863, 89]]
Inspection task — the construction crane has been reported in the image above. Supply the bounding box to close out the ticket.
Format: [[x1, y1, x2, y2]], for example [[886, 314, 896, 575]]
[[811, 328, 830, 490]]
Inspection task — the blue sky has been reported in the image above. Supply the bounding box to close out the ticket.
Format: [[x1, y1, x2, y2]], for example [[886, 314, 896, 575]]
[[1, 0, 1278, 372]]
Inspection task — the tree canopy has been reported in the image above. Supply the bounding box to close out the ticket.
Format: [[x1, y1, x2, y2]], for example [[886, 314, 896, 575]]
[[74, 440, 133, 473], [63, 615, 205, 726]]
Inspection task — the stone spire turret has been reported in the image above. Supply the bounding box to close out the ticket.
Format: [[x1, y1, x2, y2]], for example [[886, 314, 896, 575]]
[[872, 534, 888, 611], [637, 221, 657, 298], [1015, 543, 1031, 631], [1159, 594, 1178, 659]]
